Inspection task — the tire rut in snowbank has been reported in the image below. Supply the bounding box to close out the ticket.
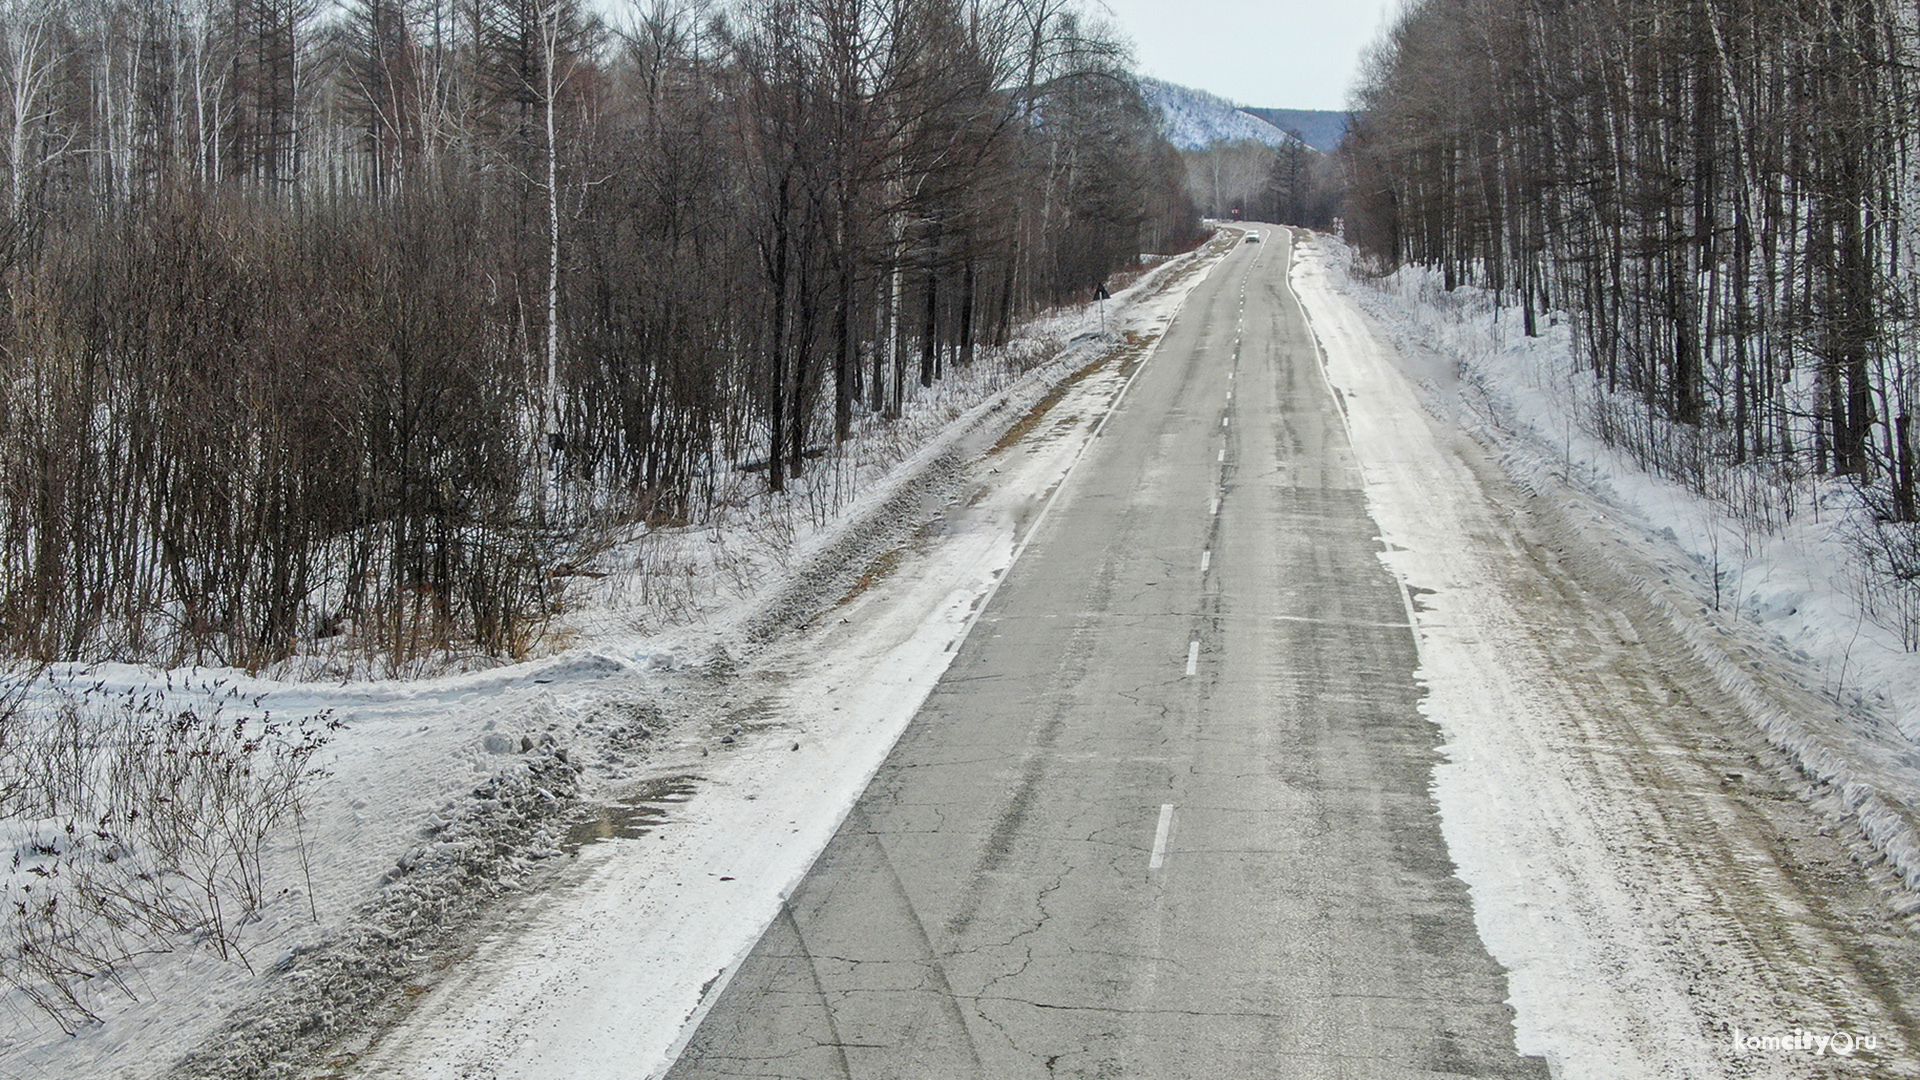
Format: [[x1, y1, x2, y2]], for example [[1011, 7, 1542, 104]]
[[737, 446, 975, 651], [165, 753, 581, 1080], [1469, 385, 1920, 911]]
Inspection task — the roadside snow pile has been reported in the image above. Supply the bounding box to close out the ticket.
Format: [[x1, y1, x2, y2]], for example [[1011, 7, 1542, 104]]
[[0, 231, 1235, 1080], [1311, 238, 1920, 897], [171, 754, 581, 1080]]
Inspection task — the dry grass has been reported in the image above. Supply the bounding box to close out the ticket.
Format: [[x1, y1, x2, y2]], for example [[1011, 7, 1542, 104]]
[[993, 354, 1114, 455], [836, 544, 913, 606]]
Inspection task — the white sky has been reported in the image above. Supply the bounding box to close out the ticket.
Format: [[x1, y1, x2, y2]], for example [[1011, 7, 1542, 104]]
[[1094, 0, 1395, 111]]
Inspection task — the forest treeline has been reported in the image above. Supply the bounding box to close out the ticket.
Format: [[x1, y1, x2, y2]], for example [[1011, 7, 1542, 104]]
[[1344, 0, 1920, 629], [1182, 137, 1341, 230], [0, 0, 1199, 670]]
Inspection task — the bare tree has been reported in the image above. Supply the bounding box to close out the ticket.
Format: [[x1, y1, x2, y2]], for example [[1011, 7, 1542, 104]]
[[1344, 0, 1920, 642], [0, 0, 1193, 671]]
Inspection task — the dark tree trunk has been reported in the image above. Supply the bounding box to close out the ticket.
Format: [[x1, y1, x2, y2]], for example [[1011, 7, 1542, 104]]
[[920, 264, 938, 389]]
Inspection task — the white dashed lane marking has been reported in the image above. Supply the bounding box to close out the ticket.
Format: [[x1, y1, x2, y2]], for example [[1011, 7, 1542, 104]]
[[1150, 804, 1176, 870]]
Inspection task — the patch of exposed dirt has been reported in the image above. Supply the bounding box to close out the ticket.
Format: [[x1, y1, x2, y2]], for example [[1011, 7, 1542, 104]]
[[992, 355, 1113, 455]]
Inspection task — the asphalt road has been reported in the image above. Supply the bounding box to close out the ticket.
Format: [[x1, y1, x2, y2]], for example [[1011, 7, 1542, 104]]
[[666, 230, 1550, 1079]]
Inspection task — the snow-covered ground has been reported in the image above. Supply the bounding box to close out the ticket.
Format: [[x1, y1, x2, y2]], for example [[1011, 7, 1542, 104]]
[[1293, 234, 1920, 1077], [0, 234, 1237, 1080]]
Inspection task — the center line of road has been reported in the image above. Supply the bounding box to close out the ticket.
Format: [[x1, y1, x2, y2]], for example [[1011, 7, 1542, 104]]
[[1150, 804, 1175, 870], [1185, 640, 1199, 676]]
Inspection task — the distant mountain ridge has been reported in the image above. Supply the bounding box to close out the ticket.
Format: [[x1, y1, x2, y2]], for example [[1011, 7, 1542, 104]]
[[1238, 108, 1350, 154], [1137, 77, 1351, 154], [1138, 77, 1293, 151]]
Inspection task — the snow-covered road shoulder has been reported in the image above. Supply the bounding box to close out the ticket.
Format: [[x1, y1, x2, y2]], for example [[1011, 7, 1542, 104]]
[[1291, 233, 1920, 1078]]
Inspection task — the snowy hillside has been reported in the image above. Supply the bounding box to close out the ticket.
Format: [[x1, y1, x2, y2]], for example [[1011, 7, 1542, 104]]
[[1139, 76, 1293, 150]]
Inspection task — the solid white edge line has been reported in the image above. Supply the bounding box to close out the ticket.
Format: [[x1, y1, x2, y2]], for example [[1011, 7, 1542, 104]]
[[1273, 614, 1414, 629], [1150, 804, 1176, 870], [1287, 231, 1357, 448]]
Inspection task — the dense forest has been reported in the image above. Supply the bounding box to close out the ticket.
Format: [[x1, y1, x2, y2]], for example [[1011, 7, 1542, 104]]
[[0, 0, 1199, 671], [1342, 0, 1920, 638], [1182, 136, 1340, 229]]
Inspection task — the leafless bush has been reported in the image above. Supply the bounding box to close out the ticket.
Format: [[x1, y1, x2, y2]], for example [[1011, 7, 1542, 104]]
[[1848, 512, 1920, 653], [0, 674, 337, 1031]]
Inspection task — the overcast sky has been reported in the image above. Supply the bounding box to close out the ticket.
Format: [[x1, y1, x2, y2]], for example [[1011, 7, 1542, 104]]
[[1094, 0, 1395, 112]]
